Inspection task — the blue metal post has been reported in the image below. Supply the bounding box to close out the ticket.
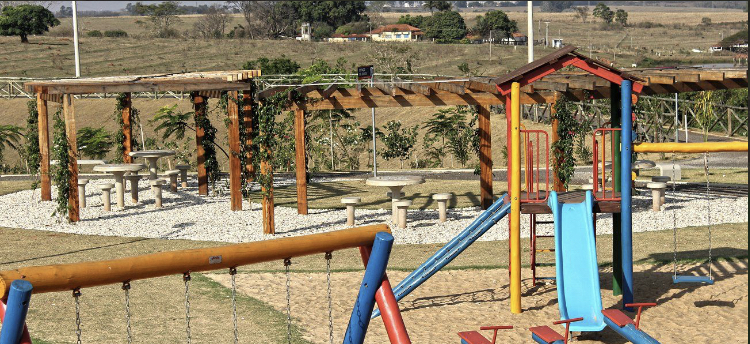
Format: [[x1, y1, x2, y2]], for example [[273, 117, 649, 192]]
[[343, 232, 394, 344], [620, 80, 634, 311], [0, 280, 33, 344]]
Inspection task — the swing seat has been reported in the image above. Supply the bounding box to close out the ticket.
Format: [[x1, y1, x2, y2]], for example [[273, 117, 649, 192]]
[[458, 331, 492, 344], [673, 275, 714, 284]]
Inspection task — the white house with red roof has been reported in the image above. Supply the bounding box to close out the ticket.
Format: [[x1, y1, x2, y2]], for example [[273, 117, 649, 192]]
[[367, 24, 424, 42]]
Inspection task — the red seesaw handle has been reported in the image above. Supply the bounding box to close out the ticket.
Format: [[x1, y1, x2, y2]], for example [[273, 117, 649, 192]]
[[553, 317, 584, 325], [625, 302, 657, 330], [479, 325, 514, 330]]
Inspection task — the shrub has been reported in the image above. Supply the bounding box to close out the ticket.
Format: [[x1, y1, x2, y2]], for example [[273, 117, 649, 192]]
[[242, 56, 300, 75], [86, 30, 102, 37], [104, 29, 128, 37]]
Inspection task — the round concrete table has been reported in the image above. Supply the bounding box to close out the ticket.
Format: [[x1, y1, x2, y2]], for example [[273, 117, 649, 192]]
[[366, 175, 425, 223], [128, 150, 176, 180], [93, 164, 145, 209]]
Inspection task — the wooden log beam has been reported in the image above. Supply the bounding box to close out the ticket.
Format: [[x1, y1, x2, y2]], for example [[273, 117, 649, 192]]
[[373, 82, 396, 96], [647, 75, 675, 85], [121, 92, 133, 163], [227, 91, 242, 211], [242, 90, 255, 183], [531, 80, 568, 92], [261, 139, 275, 234], [30, 81, 254, 95], [392, 82, 432, 95], [435, 82, 465, 94], [697, 71, 725, 81], [318, 84, 338, 98], [477, 105, 493, 210], [291, 85, 320, 99], [62, 94, 79, 222], [257, 86, 292, 99], [38, 93, 62, 103], [294, 109, 308, 215], [36, 93, 51, 201], [192, 93, 209, 196], [464, 78, 500, 94]]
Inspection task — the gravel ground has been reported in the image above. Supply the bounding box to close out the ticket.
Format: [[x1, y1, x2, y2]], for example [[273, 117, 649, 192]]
[[0, 179, 746, 245]]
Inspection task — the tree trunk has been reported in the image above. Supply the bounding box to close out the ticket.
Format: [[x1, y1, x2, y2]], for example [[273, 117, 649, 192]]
[[21, 35, 28, 43]]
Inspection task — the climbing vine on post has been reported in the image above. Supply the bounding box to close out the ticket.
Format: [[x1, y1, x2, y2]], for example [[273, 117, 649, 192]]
[[192, 94, 220, 192], [551, 94, 578, 190], [22, 100, 41, 175], [113, 93, 140, 163], [51, 107, 70, 220]]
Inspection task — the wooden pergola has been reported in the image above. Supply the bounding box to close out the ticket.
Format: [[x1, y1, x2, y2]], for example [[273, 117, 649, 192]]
[[25, 71, 261, 222], [259, 45, 748, 222]]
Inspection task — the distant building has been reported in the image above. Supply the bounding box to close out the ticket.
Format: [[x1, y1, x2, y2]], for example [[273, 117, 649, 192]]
[[709, 45, 723, 52], [296, 23, 311, 41], [552, 38, 564, 48], [327, 33, 369, 42], [367, 24, 424, 42], [500, 32, 527, 45]]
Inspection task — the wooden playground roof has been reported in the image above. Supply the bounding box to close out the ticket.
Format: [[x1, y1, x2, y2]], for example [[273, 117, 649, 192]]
[[255, 46, 747, 111], [24, 70, 261, 99]]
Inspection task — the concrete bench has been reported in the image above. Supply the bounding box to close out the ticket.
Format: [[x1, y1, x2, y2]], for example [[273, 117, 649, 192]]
[[432, 193, 453, 222], [394, 199, 412, 229], [647, 182, 667, 211], [164, 170, 180, 192], [150, 179, 165, 208], [656, 163, 681, 181], [77, 179, 89, 208], [98, 183, 114, 211], [341, 197, 361, 226], [176, 164, 190, 188], [124, 175, 142, 204]]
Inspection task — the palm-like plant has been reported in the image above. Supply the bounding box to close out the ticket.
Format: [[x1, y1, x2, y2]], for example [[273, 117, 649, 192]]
[[0, 124, 23, 165], [423, 107, 468, 167], [150, 104, 229, 157]]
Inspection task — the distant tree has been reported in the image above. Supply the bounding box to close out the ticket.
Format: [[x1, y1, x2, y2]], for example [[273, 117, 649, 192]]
[[423, 10, 467, 42], [77, 127, 113, 160], [397, 14, 427, 28], [289, 1, 368, 29], [423, 1, 452, 13], [540, 1, 572, 13], [56, 5, 72, 17], [455, 1, 467, 9], [229, 1, 295, 39], [0, 4, 59, 43], [193, 5, 230, 38], [379, 120, 418, 169], [473, 9, 518, 39], [335, 21, 369, 35], [573, 6, 589, 23], [242, 56, 300, 75], [312, 21, 334, 39], [701, 17, 712, 25], [134, 1, 183, 37], [592, 3, 614, 23], [614, 9, 628, 25], [720, 28, 748, 47]]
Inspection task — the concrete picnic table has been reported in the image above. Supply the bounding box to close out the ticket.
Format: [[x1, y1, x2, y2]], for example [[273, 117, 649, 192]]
[[93, 164, 145, 209], [128, 150, 176, 180], [51, 159, 107, 166], [366, 175, 425, 223]]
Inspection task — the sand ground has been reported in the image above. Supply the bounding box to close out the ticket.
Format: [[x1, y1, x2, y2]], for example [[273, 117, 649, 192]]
[[208, 260, 748, 343]]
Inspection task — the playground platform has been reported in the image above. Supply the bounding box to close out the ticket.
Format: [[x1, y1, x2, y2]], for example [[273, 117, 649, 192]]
[[518, 191, 621, 214]]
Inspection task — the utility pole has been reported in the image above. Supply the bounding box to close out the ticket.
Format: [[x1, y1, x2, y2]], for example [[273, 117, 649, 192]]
[[371, 69, 377, 177], [527, 1, 534, 63], [489, 30, 492, 60], [72, 1, 81, 77], [544, 21, 550, 47]]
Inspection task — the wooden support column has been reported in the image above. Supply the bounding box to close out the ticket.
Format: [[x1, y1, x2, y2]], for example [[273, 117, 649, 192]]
[[121, 92, 133, 163], [294, 109, 308, 215], [227, 91, 242, 211], [192, 93, 208, 196], [36, 93, 51, 201], [261, 139, 275, 235], [477, 104, 493, 209], [550, 92, 564, 191], [242, 90, 255, 182], [62, 94, 79, 222]]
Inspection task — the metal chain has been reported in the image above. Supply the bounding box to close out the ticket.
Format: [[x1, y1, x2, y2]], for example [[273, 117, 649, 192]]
[[704, 152, 713, 279], [183, 272, 192, 344], [73, 289, 82, 344], [671, 155, 678, 278], [229, 267, 239, 344], [325, 252, 334, 344], [122, 282, 133, 344], [284, 258, 292, 344]]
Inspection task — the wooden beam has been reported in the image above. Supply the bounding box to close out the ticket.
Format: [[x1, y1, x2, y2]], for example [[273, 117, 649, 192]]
[[464, 78, 500, 94], [373, 82, 396, 96], [697, 71, 725, 81], [531, 80, 568, 92], [674, 73, 700, 83], [261, 138, 275, 235], [724, 70, 747, 79], [477, 105, 492, 210], [121, 93, 133, 163], [290, 92, 558, 111], [436, 82, 465, 94], [192, 93, 208, 196], [291, 85, 320, 99], [318, 84, 338, 98], [62, 94, 79, 222], [38, 93, 62, 103], [196, 90, 222, 99], [242, 90, 255, 183], [31, 81, 254, 95], [257, 86, 292, 99], [392, 82, 432, 95], [36, 93, 51, 201], [294, 109, 308, 215], [227, 91, 242, 211], [647, 75, 675, 85]]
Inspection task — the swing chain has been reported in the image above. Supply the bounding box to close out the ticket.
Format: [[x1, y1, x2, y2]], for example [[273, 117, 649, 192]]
[[325, 252, 334, 344], [73, 288, 82, 344], [284, 258, 292, 344], [122, 282, 132, 344], [705, 152, 713, 279], [183, 272, 192, 344], [671, 155, 678, 278], [229, 267, 239, 344]]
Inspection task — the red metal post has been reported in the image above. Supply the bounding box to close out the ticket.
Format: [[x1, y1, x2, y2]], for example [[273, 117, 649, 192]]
[[359, 246, 411, 344]]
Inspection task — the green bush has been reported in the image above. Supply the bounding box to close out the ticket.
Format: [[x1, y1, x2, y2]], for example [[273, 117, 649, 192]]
[[423, 10, 467, 42], [86, 30, 103, 37], [242, 56, 300, 75], [104, 29, 128, 37]]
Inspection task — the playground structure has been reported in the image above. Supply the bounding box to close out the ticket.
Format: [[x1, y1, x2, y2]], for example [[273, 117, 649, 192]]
[[0, 225, 413, 344]]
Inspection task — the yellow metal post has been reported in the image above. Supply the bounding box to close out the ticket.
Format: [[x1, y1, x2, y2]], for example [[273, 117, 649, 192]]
[[510, 82, 522, 314]]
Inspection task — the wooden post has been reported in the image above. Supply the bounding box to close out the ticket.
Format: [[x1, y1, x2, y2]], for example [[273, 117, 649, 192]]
[[294, 109, 308, 215], [227, 91, 242, 211], [550, 92, 564, 192], [477, 104, 493, 209], [62, 94, 79, 222], [192, 93, 208, 196], [261, 150, 275, 235], [242, 90, 255, 182], [36, 93, 51, 201], [121, 92, 133, 163]]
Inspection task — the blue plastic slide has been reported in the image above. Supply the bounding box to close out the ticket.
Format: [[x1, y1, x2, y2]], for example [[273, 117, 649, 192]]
[[371, 195, 512, 319], [548, 191, 605, 332]]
